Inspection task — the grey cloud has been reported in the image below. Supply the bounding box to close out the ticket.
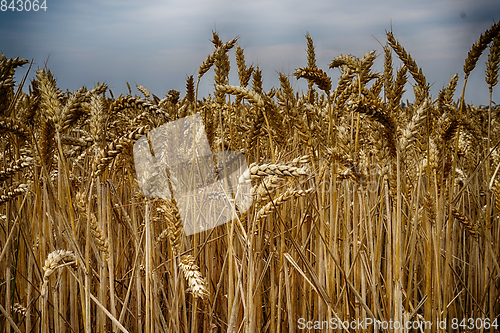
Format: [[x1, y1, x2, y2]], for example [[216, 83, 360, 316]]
[[2, 0, 499, 104]]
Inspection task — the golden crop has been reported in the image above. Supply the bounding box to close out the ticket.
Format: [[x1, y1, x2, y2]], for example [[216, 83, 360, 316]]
[[0, 25, 499, 332]]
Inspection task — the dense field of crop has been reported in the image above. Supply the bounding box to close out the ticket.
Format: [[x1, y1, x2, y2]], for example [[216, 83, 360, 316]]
[[1, 22, 499, 332]]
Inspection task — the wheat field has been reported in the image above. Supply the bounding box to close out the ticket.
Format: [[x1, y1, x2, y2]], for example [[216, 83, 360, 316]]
[[0, 23, 500, 333]]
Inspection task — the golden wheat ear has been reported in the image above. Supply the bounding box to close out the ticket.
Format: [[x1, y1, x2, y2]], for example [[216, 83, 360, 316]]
[[452, 208, 479, 238], [41, 250, 77, 297], [156, 198, 183, 256], [486, 34, 500, 88], [93, 126, 148, 177], [235, 44, 253, 89], [294, 68, 332, 93], [0, 183, 29, 205], [0, 117, 30, 140], [256, 188, 313, 221], [464, 20, 500, 78], [0, 156, 33, 182], [0, 55, 29, 114], [178, 254, 209, 300]]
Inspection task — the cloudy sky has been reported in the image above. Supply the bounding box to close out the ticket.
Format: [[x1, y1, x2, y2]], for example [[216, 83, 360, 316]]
[[1, 0, 499, 105]]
